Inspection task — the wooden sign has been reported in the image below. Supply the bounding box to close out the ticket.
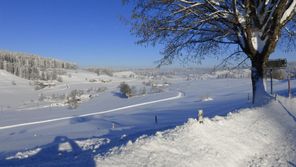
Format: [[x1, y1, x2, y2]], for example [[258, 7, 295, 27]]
[[266, 59, 287, 68]]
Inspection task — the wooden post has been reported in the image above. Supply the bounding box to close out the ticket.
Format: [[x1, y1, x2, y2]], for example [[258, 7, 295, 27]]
[[198, 109, 203, 124], [288, 73, 291, 98], [155, 115, 158, 124], [270, 69, 273, 95], [112, 123, 115, 129]]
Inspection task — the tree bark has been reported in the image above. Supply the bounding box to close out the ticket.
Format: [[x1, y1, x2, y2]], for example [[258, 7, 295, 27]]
[[251, 58, 270, 105]]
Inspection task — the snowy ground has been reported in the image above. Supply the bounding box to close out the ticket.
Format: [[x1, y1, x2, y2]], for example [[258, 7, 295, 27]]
[[95, 97, 296, 167], [0, 69, 295, 166]]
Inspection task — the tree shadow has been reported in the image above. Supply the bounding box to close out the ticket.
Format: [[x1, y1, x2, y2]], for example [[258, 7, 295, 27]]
[[70, 116, 94, 124], [277, 100, 296, 123], [95, 125, 177, 157], [275, 87, 296, 97], [0, 136, 96, 167], [0, 126, 177, 166], [288, 161, 296, 167]]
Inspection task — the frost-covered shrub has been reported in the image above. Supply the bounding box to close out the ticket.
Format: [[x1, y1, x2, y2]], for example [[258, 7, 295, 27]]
[[66, 90, 80, 109], [119, 82, 132, 98]]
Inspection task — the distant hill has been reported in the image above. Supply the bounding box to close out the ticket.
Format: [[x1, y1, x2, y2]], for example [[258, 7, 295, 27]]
[[0, 51, 77, 80]]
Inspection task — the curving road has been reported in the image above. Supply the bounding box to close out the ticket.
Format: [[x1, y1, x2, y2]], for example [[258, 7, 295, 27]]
[[0, 92, 184, 130]]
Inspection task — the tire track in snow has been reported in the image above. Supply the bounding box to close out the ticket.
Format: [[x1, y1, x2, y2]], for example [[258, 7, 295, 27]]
[[0, 92, 184, 130]]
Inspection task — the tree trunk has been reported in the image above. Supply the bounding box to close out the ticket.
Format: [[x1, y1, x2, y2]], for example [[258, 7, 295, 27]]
[[251, 59, 271, 105]]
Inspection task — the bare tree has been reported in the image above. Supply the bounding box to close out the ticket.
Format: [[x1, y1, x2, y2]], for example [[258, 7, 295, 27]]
[[124, 0, 296, 104]]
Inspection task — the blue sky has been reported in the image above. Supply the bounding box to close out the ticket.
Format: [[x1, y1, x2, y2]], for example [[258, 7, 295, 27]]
[[0, 0, 163, 68], [0, 0, 294, 68]]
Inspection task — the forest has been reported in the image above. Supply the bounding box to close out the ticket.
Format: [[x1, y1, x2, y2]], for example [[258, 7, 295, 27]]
[[0, 51, 77, 80]]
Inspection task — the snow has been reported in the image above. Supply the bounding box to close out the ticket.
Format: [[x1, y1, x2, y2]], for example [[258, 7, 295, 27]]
[[75, 138, 110, 151], [58, 142, 73, 152], [281, 0, 296, 24], [254, 78, 271, 105], [95, 99, 296, 167], [0, 68, 295, 166], [188, 69, 251, 80], [251, 32, 267, 53], [57, 138, 110, 152], [6, 148, 42, 160], [113, 71, 137, 78], [0, 92, 183, 130], [202, 97, 213, 101]]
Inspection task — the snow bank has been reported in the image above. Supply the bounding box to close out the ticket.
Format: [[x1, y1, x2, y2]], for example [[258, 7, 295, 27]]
[[95, 99, 296, 167], [6, 148, 42, 160], [201, 97, 213, 101], [6, 138, 110, 160]]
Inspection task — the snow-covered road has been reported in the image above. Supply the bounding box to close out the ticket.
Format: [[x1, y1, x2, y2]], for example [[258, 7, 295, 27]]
[[0, 92, 183, 130]]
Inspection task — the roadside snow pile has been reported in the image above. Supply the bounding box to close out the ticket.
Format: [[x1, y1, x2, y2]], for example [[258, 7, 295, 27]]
[[6, 138, 110, 161], [6, 148, 42, 160], [202, 97, 213, 101], [95, 98, 296, 167], [57, 138, 110, 152], [75, 138, 110, 151]]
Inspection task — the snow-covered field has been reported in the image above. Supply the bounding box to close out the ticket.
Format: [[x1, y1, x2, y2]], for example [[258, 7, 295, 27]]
[[0, 69, 295, 166]]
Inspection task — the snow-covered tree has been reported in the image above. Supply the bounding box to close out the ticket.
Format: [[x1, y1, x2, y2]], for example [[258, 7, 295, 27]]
[[125, 0, 296, 104]]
